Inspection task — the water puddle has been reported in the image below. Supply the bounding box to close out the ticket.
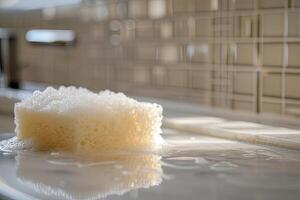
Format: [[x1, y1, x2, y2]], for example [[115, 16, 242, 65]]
[[1, 150, 163, 200], [1, 134, 300, 200], [0, 134, 166, 200]]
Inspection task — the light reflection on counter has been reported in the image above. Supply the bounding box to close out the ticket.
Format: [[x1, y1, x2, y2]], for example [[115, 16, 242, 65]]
[[15, 151, 162, 200]]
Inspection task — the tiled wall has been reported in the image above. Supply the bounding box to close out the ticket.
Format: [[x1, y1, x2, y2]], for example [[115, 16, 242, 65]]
[[1, 0, 300, 119]]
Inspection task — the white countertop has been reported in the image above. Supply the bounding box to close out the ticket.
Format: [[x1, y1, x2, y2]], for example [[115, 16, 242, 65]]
[[1, 129, 300, 200]]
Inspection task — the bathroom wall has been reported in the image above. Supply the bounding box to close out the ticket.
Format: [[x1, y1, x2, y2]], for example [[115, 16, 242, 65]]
[[1, 0, 300, 119]]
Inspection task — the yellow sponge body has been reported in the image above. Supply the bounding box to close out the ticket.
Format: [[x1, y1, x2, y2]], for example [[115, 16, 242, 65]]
[[15, 87, 163, 152]]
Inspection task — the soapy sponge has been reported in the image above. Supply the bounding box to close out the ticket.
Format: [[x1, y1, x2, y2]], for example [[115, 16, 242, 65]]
[[14, 86, 163, 152]]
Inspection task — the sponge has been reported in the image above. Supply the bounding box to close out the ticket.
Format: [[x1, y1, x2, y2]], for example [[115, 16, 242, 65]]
[[14, 86, 163, 152]]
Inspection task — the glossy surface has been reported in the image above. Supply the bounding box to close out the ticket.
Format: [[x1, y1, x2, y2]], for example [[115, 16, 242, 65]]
[[0, 129, 300, 200]]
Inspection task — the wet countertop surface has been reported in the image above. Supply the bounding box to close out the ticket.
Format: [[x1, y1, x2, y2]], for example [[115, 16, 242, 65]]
[[1, 129, 300, 200]]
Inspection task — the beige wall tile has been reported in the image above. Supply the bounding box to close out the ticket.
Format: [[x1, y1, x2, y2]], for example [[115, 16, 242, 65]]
[[288, 44, 300, 67], [135, 45, 157, 60], [174, 20, 190, 37], [286, 74, 300, 99], [160, 21, 173, 39], [152, 66, 167, 86], [128, 0, 147, 18], [262, 44, 284, 66], [233, 72, 254, 94], [196, 0, 218, 11], [159, 45, 179, 63], [107, 1, 126, 19], [235, 43, 256, 65], [168, 70, 188, 87], [286, 103, 300, 116], [213, 44, 228, 64], [262, 102, 282, 114], [233, 16, 240, 37], [195, 18, 212, 36], [288, 12, 300, 36], [52, 71, 69, 85], [136, 21, 155, 38], [190, 70, 212, 90], [133, 68, 150, 84], [263, 73, 282, 97], [233, 100, 254, 112], [70, 65, 96, 88], [116, 67, 132, 83], [173, 0, 195, 13], [94, 66, 109, 88], [213, 44, 222, 64], [259, 0, 285, 8], [230, 0, 254, 10], [261, 14, 284, 36]]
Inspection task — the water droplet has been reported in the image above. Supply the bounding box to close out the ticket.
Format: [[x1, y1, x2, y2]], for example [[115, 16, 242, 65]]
[[210, 161, 238, 171]]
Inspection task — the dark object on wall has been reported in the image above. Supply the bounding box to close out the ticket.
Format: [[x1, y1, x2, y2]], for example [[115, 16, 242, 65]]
[[0, 28, 19, 89]]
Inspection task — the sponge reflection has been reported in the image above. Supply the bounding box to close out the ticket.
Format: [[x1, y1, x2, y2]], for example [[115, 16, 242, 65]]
[[16, 152, 162, 200]]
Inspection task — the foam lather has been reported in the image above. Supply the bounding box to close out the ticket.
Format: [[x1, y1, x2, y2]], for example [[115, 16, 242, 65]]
[[14, 86, 163, 152]]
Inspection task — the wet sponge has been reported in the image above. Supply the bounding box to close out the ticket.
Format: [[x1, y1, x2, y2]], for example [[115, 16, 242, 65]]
[[14, 87, 163, 152]]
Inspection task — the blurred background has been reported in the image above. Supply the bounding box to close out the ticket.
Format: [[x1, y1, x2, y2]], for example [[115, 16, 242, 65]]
[[2, 2, 300, 200], [1, 0, 300, 122]]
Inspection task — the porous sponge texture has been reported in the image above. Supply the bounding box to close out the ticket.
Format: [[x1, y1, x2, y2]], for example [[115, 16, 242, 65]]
[[15, 87, 163, 152]]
